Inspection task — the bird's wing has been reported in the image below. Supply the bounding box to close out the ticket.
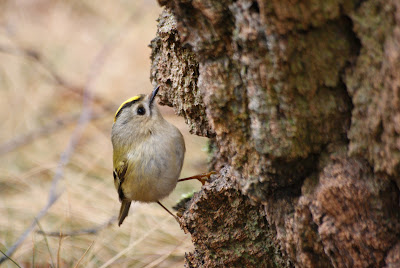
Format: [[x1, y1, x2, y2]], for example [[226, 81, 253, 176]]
[[118, 200, 131, 226], [113, 161, 128, 202]]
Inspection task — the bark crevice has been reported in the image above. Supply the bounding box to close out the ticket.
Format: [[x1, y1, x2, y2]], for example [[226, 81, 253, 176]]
[[150, 0, 400, 266]]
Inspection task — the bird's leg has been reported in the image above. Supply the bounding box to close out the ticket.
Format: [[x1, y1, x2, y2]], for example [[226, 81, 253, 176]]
[[178, 171, 216, 185], [157, 201, 179, 222]]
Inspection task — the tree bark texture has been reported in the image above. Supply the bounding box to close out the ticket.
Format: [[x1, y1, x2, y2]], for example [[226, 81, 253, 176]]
[[150, 1, 400, 267]]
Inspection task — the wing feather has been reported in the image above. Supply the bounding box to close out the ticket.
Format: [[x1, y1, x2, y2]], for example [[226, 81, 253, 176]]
[[113, 162, 128, 202], [113, 162, 132, 226]]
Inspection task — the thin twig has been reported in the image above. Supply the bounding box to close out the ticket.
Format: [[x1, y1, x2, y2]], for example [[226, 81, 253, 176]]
[[0, 248, 22, 268], [35, 219, 55, 268], [0, 110, 108, 156], [142, 238, 185, 268], [0, 20, 127, 267], [73, 241, 94, 268], [31, 235, 36, 268], [0, 41, 119, 157], [0, 45, 66, 86], [57, 235, 63, 268], [36, 216, 117, 237], [0, 12, 136, 265], [99, 217, 172, 268], [0, 44, 116, 111], [0, 95, 92, 264]]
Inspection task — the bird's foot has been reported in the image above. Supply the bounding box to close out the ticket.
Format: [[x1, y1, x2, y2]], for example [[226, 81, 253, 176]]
[[178, 171, 217, 185]]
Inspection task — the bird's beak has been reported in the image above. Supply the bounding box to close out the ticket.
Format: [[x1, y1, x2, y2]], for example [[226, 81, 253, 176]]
[[149, 85, 160, 106]]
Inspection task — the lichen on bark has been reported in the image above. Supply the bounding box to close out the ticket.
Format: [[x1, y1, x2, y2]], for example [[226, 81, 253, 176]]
[[181, 168, 290, 267], [150, 0, 400, 267], [150, 10, 213, 137], [345, 0, 400, 177]]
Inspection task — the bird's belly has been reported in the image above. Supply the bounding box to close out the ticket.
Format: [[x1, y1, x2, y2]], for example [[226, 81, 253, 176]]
[[120, 129, 184, 202], [122, 172, 178, 202], [122, 146, 182, 202]]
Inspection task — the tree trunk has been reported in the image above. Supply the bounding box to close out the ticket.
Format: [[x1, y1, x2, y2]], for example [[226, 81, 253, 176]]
[[150, 0, 400, 267]]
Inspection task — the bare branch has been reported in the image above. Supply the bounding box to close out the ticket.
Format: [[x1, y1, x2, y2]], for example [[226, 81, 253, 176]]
[[0, 44, 65, 86], [0, 44, 116, 111], [0, 74, 93, 264], [0, 13, 134, 265], [0, 110, 107, 156], [57, 235, 63, 268], [36, 216, 117, 237], [0, 249, 22, 268], [35, 219, 55, 268]]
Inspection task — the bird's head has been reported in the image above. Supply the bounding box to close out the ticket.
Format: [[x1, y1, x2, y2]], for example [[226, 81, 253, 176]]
[[113, 86, 161, 128]]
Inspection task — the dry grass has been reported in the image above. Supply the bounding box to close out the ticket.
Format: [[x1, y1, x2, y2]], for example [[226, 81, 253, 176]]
[[0, 1, 208, 267]]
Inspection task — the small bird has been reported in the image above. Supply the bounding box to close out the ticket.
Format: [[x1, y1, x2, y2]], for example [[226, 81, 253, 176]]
[[111, 86, 185, 226]]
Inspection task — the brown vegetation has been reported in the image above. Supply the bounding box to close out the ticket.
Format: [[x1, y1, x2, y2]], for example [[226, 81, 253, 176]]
[[0, 1, 208, 267]]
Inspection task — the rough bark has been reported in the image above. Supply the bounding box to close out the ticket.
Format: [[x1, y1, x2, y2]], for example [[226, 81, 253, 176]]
[[150, 0, 400, 267]]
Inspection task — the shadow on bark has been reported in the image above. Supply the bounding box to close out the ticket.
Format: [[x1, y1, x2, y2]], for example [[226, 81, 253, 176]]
[[151, 0, 400, 267]]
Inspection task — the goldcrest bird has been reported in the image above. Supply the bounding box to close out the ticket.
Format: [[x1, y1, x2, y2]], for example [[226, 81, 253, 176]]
[[111, 86, 185, 226]]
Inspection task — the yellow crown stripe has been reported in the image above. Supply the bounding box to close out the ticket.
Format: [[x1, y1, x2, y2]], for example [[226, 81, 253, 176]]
[[114, 95, 141, 122]]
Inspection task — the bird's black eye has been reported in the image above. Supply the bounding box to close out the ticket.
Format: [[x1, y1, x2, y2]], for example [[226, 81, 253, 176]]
[[137, 106, 146, 115]]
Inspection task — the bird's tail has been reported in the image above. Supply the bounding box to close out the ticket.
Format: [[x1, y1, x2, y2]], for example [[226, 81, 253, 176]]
[[118, 200, 131, 226]]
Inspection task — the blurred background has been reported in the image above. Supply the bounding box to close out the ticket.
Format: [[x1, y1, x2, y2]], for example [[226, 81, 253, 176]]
[[0, 0, 208, 267]]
